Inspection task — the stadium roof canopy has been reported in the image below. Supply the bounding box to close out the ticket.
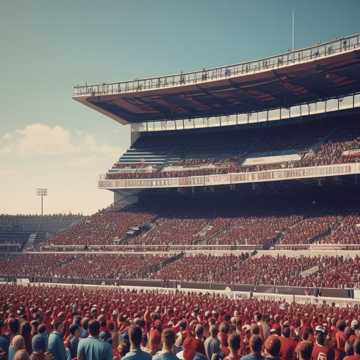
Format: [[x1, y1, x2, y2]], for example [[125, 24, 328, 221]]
[[73, 33, 360, 125]]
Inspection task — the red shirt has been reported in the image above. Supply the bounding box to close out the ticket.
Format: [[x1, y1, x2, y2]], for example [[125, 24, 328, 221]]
[[343, 356, 360, 360], [335, 331, 346, 360], [183, 336, 205, 360], [312, 344, 329, 360], [280, 336, 297, 360]]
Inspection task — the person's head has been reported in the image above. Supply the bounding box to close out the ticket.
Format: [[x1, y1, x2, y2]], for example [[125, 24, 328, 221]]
[[9, 318, 20, 335], [69, 324, 80, 338], [32, 334, 47, 354], [210, 325, 218, 338], [179, 321, 187, 331], [315, 331, 326, 346], [351, 320, 360, 331], [228, 333, 241, 355], [162, 328, 176, 351], [128, 325, 142, 349], [20, 322, 31, 338], [337, 320, 346, 332], [297, 341, 313, 360], [52, 320, 64, 334], [88, 320, 100, 337], [282, 326, 291, 338], [195, 325, 204, 339], [14, 349, 29, 360], [302, 328, 314, 342], [81, 317, 89, 330], [354, 339, 360, 355], [251, 324, 260, 336], [11, 335, 25, 351], [264, 335, 281, 357], [250, 335, 262, 354], [37, 324, 47, 335]]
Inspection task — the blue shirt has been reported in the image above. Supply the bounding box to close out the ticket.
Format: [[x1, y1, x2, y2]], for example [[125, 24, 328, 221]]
[[7, 345, 15, 360], [241, 354, 264, 360], [48, 331, 66, 360], [153, 352, 178, 360], [122, 349, 152, 360], [77, 336, 112, 360]]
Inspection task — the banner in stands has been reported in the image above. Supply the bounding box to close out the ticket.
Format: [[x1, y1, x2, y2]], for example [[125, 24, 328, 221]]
[[98, 163, 360, 190]]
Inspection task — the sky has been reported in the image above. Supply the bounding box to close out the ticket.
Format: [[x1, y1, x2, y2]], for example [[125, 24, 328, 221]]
[[0, 0, 359, 215]]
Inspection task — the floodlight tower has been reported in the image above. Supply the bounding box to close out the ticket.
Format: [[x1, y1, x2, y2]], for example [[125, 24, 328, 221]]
[[36, 188, 48, 216]]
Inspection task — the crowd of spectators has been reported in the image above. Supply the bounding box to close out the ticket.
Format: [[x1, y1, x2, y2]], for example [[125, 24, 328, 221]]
[[209, 216, 301, 246], [150, 255, 360, 288], [0, 254, 170, 282], [1, 253, 360, 289], [106, 116, 360, 180], [280, 216, 340, 245], [49, 207, 155, 246], [2, 283, 360, 360]]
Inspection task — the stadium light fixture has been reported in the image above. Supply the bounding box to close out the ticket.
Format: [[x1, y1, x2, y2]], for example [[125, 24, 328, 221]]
[[36, 188, 48, 216]]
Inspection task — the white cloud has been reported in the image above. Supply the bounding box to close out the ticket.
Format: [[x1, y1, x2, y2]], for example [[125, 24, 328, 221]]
[[0, 123, 121, 158]]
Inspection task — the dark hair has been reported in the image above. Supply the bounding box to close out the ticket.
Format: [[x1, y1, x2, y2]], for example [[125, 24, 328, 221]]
[[316, 332, 326, 346], [129, 325, 142, 348], [52, 320, 63, 331], [250, 335, 263, 354], [302, 327, 313, 341], [162, 328, 176, 349], [9, 318, 20, 334], [37, 324, 47, 334], [229, 334, 241, 352], [88, 320, 100, 337], [337, 320, 346, 332], [81, 317, 89, 330], [69, 324, 80, 336], [282, 326, 291, 338], [210, 325, 218, 337], [265, 336, 281, 357], [195, 325, 204, 338]]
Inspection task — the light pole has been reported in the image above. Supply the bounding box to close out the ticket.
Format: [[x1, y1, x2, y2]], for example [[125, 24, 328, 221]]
[[36, 188, 48, 216]]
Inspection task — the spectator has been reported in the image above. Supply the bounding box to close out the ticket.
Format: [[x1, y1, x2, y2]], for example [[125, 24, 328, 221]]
[[8, 336, 25, 360], [311, 327, 329, 360], [297, 342, 313, 360], [279, 326, 297, 360], [121, 325, 150, 360], [344, 339, 360, 360], [153, 328, 178, 360], [77, 320, 112, 360], [0, 321, 9, 360], [48, 321, 66, 360], [264, 336, 281, 360], [225, 334, 241, 360], [67, 324, 80, 359], [240, 336, 263, 360], [30, 334, 52, 360], [204, 326, 220, 360]]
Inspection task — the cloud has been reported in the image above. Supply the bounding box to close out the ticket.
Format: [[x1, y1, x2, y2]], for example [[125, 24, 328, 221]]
[[0, 123, 121, 158]]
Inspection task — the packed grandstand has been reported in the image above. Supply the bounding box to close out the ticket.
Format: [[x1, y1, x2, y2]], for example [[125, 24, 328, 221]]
[[2, 33, 360, 360]]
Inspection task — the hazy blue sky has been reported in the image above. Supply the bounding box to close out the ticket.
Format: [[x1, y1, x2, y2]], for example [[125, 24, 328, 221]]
[[0, 0, 359, 214]]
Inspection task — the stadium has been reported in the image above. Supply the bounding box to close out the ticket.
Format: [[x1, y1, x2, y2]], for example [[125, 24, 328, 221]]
[[2, 5, 360, 360]]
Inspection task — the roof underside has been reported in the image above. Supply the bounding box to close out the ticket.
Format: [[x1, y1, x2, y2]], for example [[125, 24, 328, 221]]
[[74, 50, 360, 124]]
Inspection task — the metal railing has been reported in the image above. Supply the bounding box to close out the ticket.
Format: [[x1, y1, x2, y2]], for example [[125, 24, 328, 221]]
[[131, 92, 360, 133], [73, 33, 360, 97]]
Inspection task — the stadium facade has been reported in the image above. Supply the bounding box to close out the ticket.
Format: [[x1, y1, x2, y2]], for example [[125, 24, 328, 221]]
[[73, 33, 360, 200]]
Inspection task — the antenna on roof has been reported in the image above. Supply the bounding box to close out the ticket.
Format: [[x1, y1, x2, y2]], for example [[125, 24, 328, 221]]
[[291, 10, 295, 51]]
